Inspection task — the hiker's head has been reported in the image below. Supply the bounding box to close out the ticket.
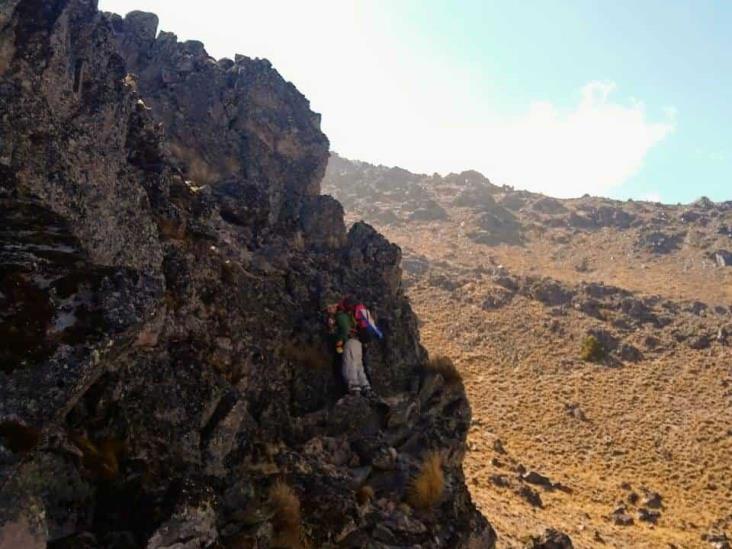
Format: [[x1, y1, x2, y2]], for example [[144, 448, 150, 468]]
[[341, 296, 357, 312], [325, 303, 338, 314]]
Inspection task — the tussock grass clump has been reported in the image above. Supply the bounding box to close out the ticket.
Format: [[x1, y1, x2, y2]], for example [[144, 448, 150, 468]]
[[281, 342, 330, 369], [580, 335, 605, 363], [356, 484, 374, 506], [424, 356, 462, 385], [269, 481, 304, 548], [407, 451, 445, 510]]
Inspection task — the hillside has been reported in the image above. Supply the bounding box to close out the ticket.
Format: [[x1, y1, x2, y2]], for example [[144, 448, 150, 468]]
[[0, 3, 492, 548], [323, 153, 732, 548]]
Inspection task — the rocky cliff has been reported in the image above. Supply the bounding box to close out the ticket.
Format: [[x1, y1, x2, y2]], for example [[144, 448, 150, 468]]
[[0, 2, 493, 547]]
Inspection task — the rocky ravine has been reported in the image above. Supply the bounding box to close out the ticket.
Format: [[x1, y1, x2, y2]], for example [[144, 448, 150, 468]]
[[0, 3, 494, 548]]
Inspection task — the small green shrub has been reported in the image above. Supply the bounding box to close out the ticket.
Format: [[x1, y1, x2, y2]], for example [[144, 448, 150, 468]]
[[424, 356, 462, 385], [580, 335, 605, 362]]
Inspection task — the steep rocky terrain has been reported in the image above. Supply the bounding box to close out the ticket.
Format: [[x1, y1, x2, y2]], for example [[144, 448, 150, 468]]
[[324, 154, 732, 548], [0, 3, 493, 547]]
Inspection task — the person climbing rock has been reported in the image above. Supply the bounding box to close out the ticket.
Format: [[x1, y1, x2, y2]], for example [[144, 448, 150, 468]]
[[331, 296, 376, 396]]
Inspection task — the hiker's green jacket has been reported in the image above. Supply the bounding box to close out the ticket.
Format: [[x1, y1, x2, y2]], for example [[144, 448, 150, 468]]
[[335, 311, 355, 343]]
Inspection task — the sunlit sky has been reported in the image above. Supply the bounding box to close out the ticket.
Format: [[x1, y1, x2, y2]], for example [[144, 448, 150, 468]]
[[99, 0, 731, 204]]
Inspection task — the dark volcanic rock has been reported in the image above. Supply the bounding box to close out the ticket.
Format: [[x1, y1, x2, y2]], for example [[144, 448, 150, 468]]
[[712, 250, 732, 267], [637, 507, 661, 524], [517, 485, 543, 507], [594, 206, 635, 229], [108, 10, 329, 230], [0, 2, 494, 547], [637, 231, 685, 254], [468, 207, 523, 246], [408, 199, 448, 222], [531, 197, 567, 215], [482, 286, 515, 310], [611, 505, 637, 526], [453, 185, 498, 209], [498, 193, 528, 211], [521, 470, 553, 488], [688, 334, 712, 350], [525, 528, 574, 548]]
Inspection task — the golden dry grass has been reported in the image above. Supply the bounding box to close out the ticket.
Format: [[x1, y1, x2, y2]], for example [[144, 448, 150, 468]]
[[424, 355, 463, 385], [269, 481, 305, 549], [412, 285, 732, 548], [407, 451, 445, 510], [356, 484, 374, 506]]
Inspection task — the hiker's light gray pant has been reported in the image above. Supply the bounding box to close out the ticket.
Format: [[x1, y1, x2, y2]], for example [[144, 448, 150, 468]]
[[343, 338, 370, 391]]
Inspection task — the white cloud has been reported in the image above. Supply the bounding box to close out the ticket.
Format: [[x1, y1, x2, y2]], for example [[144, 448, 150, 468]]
[[98, 1, 674, 199], [369, 81, 675, 198], [485, 81, 675, 197]]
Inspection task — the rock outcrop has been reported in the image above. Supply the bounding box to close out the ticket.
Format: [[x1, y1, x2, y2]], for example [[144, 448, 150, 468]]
[[0, 2, 493, 547]]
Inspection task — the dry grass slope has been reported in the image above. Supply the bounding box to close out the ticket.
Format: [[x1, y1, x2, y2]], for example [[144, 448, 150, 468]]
[[323, 155, 732, 547]]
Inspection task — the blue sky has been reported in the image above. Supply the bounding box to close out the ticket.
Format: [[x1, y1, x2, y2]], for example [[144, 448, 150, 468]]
[[99, 0, 731, 204]]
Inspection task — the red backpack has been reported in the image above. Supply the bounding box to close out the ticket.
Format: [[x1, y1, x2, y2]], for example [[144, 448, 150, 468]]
[[353, 303, 383, 340]]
